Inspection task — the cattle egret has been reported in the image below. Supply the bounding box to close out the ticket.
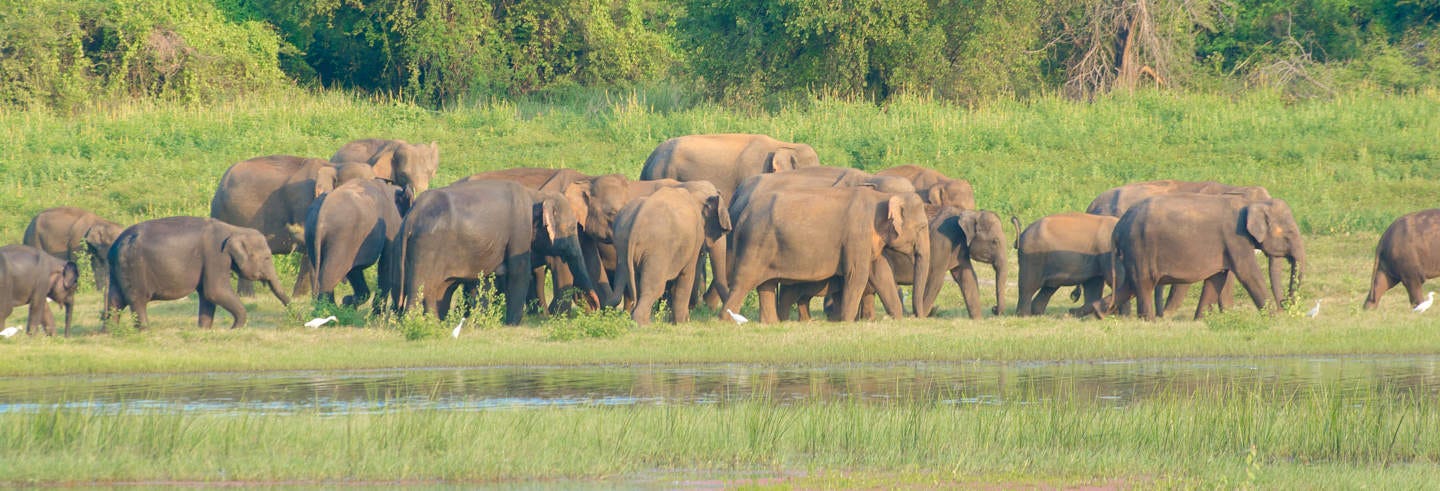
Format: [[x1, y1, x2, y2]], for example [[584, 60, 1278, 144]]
[[304, 315, 338, 328], [0, 326, 18, 338], [1306, 300, 1321, 318], [452, 318, 465, 338], [726, 309, 749, 324], [1415, 292, 1435, 314]]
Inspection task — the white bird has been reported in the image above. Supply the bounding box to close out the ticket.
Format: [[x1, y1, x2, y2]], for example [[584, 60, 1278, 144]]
[[726, 309, 749, 324], [0, 326, 19, 338], [304, 315, 338, 328], [1415, 292, 1435, 314], [1307, 299, 1321, 318], [452, 317, 466, 338]]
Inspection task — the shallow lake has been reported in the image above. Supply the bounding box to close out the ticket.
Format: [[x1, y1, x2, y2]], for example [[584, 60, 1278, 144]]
[[2, 355, 1436, 414]]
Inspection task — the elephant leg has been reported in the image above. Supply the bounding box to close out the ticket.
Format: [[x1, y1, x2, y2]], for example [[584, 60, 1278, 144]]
[[208, 290, 248, 329], [670, 263, 698, 324], [776, 283, 813, 322], [757, 280, 781, 324], [837, 269, 870, 322], [858, 288, 877, 321], [133, 301, 150, 329], [1016, 273, 1039, 317], [1365, 268, 1398, 309], [1403, 276, 1427, 307], [198, 297, 217, 328], [547, 259, 575, 316], [1136, 278, 1159, 321], [951, 266, 984, 320], [527, 265, 548, 315], [236, 278, 256, 297], [1231, 263, 1273, 312], [0, 306, 12, 334], [1032, 286, 1059, 316], [869, 259, 903, 319], [630, 263, 666, 325], [1160, 283, 1190, 318], [291, 258, 314, 297], [1069, 279, 1106, 317], [504, 256, 532, 325], [1193, 272, 1229, 320], [344, 268, 370, 307], [1217, 272, 1237, 311], [25, 300, 47, 336]]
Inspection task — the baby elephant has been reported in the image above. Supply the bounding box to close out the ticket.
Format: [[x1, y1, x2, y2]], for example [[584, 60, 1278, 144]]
[[107, 217, 291, 330], [0, 245, 79, 336], [608, 182, 731, 324], [1014, 212, 1121, 316], [304, 178, 406, 308]]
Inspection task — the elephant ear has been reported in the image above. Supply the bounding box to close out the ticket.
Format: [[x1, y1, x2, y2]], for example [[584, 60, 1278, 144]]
[[1245, 203, 1271, 245], [541, 197, 562, 241], [880, 195, 905, 243], [707, 194, 732, 232], [958, 211, 980, 248], [314, 166, 338, 197], [57, 261, 79, 293], [765, 148, 797, 173], [927, 186, 945, 206], [370, 145, 398, 181], [562, 180, 592, 230]]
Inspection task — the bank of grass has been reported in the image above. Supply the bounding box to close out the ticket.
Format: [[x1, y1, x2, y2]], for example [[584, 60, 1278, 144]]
[[1, 384, 1436, 486]]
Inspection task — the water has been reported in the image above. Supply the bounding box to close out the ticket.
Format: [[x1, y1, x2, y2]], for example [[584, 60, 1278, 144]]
[[1, 355, 1435, 414]]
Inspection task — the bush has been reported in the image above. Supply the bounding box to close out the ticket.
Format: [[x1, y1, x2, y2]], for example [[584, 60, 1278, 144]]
[[544, 307, 632, 341]]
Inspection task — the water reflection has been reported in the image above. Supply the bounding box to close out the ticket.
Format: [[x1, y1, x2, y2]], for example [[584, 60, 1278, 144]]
[[1, 355, 1435, 415]]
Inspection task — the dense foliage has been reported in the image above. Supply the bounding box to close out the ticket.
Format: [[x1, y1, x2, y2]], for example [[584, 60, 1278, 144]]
[[3, 0, 1440, 108]]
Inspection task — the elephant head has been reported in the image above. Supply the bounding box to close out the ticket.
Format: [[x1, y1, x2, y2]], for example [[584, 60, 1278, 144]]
[[1243, 199, 1304, 308], [878, 193, 931, 317], [764, 144, 820, 173], [926, 179, 978, 210], [220, 225, 291, 306], [376, 141, 439, 205], [48, 260, 79, 335], [562, 173, 631, 244], [536, 193, 602, 310], [956, 210, 1009, 315], [864, 176, 917, 195], [82, 220, 124, 289]]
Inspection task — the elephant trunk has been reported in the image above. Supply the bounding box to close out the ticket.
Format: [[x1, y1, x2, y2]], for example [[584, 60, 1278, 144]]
[[1288, 244, 1305, 307], [707, 236, 730, 304], [266, 274, 292, 307], [992, 250, 1008, 316], [557, 236, 601, 311], [911, 234, 931, 318]]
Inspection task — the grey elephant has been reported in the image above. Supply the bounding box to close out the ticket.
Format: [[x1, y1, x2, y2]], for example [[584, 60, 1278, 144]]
[[390, 180, 601, 324], [1093, 194, 1304, 321], [730, 166, 916, 222], [1364, 209, 1440, 310], [0, 245, 79, 336], [723, 187, 930, 323], [23, 206, 125, 289], [1014, 213, 1120, 316], [107, 217, 292, 330], [877, 165, 977, 210], [608, 182, 731, 324], [210, 156, 368, 296], [1086, 180, 1273, 315], [330, 139, 440, 204], [456, 168, 631, 311], [639, 133, 821, 201], [304, 177, 407, 308]]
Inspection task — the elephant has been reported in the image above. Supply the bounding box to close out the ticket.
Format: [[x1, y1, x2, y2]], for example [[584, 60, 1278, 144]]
[[303, 177, 407, 308], [210, 156, 369, 296], [106, 217, 292, 330], [1094, 193, 1304, 321], [0, 245, 78, 336], [22, 206, 125, 289], [1085, 180, 1273, 315], [876, 165, 977, 210], [390, 180, 601, 324], [722, 187, 930, 323], [1364, 209, 1440, 310], [607, 182, 731, 324], [639, 133, 821, 202], [730, 166, 916, 222], [456, 168, 631, 310], [330, 139, 440, 204], [1014, 213, 1121, 316]]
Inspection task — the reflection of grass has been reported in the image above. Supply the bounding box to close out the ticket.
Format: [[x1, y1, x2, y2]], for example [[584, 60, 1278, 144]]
[[1, 386, 1435, 486]]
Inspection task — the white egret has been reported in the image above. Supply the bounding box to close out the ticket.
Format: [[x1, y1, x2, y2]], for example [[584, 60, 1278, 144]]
[[1415, 292, 1435, 314], [726, 309, 749, 324], [452, 317, 466, 338], [304, 315, 338, 328], [0, 326, 18, 338], [1306, 299, 1321, 318]]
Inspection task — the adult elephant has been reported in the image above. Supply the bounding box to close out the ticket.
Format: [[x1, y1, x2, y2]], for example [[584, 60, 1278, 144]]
[[330, 139, 439, 204], [608, 182, 731, 324], [0, 245, 79, 336], [106, 217, 291, 330], [1014, 213, 1121, 316], [210, 156, 365, 296], [304, 178, 408, 309], [390, 180, 601, 324], [1364, 209, 1440, 310], [1086, 180, 1273, 315], [455, 168, 630, 310], [639, 133, 821, 201], [723, 187, 930, 323], [22, 207, 125, 289], [1096, 194, 1304, 321], [876, 165, 977, 210]]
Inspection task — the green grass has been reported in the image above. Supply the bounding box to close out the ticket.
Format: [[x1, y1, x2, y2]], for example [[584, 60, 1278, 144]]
[[1, 385, 1435, 486]]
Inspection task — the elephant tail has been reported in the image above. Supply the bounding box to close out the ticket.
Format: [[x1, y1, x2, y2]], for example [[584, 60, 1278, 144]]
[[306, 218, 324, 296], [393, 222, 413, 310], [1010, 215, 1022, 249]]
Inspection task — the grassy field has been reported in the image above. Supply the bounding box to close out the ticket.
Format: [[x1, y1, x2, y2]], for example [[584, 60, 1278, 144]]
[[3, 89, 1440, 487]]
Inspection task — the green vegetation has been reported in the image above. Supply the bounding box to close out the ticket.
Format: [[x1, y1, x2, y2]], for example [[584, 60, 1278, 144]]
[[2, 385, 1436, 486]]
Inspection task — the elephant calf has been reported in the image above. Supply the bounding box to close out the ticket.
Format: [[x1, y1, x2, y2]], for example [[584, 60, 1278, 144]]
[[608, 182, 731, 324], [23, 206, 125, 290], [0, 245, 79, 336], [107, 217, 291, 330], [1364, 209, 1440, 310], [304, 178, 407, 308], [877, 165, 977, 210], [1014, 212, 1120, 316]]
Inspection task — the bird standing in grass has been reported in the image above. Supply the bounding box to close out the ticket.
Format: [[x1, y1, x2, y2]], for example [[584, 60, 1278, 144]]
[[452, 317, 465, 338], [1307, 300, 1321, 318], [726, 309, 749, 324], [0, 326, 18, 338], [305, 315, 338, 328], [1415, 292, 1435, 314]]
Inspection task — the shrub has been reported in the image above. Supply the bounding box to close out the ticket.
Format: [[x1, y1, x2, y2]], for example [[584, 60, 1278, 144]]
[[544, 307, 632, 341]]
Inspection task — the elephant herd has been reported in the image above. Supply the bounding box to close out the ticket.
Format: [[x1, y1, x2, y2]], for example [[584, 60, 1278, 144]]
[[4, 133, 1439, 335]]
